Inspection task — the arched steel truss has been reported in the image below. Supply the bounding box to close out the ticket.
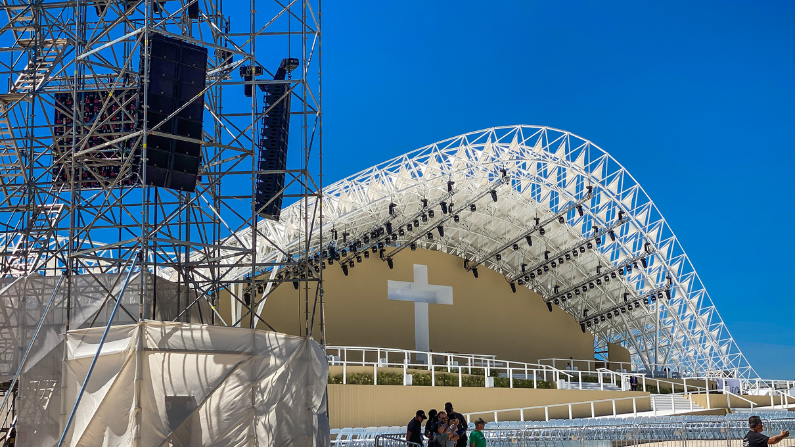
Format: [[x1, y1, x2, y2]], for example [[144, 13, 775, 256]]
[[186, 125, 755, 379]]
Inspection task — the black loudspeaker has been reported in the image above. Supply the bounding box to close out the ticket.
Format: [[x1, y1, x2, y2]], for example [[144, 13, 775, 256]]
[[52, 89, 139, 189], [255, 57, 299, 219], [187, 0, 199, 18], [140, 33, 207, 192]]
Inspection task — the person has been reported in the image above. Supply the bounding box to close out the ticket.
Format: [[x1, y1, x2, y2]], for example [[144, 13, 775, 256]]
[[629, 375, 638, 391], [469, 418, 486, 447], [743, 416, 789, 447], [425, 409, 439, 447], [444, 402, 468, 447], [434, 412, 453, 447], [407, 410, 427, 446]]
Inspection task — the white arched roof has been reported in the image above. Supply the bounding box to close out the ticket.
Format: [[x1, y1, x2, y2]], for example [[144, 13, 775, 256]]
[[216, 125, 756, 379]]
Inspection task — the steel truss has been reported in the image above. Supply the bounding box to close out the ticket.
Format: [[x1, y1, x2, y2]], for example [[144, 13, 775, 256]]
[[233, 125, 756, 379], [0, 0, 323, 333]]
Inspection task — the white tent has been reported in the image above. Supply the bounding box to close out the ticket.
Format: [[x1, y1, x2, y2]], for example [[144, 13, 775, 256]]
[[57, 320, 329, 447]]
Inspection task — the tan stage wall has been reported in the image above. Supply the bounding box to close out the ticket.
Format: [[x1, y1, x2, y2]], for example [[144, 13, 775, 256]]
[[220, 248, 596, 364], [327, 384, 651, 428]]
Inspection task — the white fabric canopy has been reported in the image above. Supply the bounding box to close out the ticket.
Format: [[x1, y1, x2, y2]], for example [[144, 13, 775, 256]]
[[58, 320, 329, 447]]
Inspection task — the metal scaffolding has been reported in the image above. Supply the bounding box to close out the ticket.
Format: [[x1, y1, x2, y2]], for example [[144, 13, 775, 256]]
[[0, 0, 323, 331]]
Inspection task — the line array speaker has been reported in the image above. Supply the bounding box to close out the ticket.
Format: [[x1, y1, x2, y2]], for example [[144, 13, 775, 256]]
[[140, 33, 207, 192], [256, 58, 298, 219]]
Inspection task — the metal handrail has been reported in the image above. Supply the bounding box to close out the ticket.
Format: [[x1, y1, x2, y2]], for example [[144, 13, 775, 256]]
[[595, 367, 708, 394], [325, 345, 574, 387], [462, 394, 651, 422]]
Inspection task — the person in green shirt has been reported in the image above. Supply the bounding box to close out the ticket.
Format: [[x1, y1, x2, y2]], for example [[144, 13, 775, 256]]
[[469, 418, 486, 447]]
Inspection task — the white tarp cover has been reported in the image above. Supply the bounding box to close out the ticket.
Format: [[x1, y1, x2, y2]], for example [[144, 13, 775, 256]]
[[59, 320, 329, 447]]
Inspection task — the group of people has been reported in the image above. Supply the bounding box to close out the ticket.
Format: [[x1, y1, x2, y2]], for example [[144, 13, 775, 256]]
[[407, 402, 486, 447]]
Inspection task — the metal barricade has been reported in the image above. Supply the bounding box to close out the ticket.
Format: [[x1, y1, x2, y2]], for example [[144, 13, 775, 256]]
[[374, 434, 422, 447]]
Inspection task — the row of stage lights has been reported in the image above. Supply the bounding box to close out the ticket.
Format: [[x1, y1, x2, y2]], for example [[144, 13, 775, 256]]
[[578, 280, 673, 333]]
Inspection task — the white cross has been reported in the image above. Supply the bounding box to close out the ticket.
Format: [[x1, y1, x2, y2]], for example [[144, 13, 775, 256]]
[[388, 264, 453, 356]]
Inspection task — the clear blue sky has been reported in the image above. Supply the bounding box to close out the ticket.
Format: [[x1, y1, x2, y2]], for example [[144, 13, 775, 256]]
[[319, 1, 795, 379]]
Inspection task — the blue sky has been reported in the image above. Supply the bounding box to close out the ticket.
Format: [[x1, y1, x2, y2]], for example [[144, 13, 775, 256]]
[[319, 1, 795, 378]]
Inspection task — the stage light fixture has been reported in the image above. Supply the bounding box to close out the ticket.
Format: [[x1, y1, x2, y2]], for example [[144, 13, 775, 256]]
[[596, 266, 602, 275], [577, 205, 584, 217], [596, 237, 602, 245], [387, 257, 394, 269], [526, 235, 533, 247], [553, 285, 559, 294], [392, 234, 398, 241], [470, 204, 477, 212], [472, 268, 479, 278], [567, 292, 573, 299], [575, 289, 580, 295], [579, 246, 586, 253], [389, 202, 396, 215], [546, 302, 553, 312], [342, 232, 348, 243], [356, 256, 362, 263], [665, 289, 671, 299], [342, 265, 348, 276], [558, 257, 564, 265], [340, 249, 347, 257], [641, 258, 648, 268], [421, 198, 428, 207], [595, 279, 601, 285], [495, 254, 502, 261], [453, 215, 460, 223], [607, 313, 612, 319], [521, 263, 527, 272], [551, 261, 556, 268], [554, 299, 560, 305], [314, 266, 320, 273], [363, 235, 369, 244], [586, 242, 593, 249], [524, 275, 530, 281], [427, 232, 433, 240], [490, 190, 498, 202], [611, 272, 616, 279], [558, 216, 565, 224], [379, 248, 385, 259], [328, 259, 334, 265], [544, 251, 550, 260], [543, 265, 549, 272], [414, 219, 420, 227], [364, 251, 370, 259], [440, 202, 448, 214], [609, 231, 616, 242], [529, 272, 536, 279], [600, 315, 605, 322], [421, 214, 428, 222], [293, 281, 299, 289], [513, 243, 519, 251], [447, 180, 455, 192], [588, 282, 594, 289], [399, 229, 405, 236], [411, 243, 417, 251], [386, 222, 393, 234], [331, 229, 338, 240], [510, 283, 516, 293], [428, 210, 435, 218], [244, 293, 251, 306], [537, 269, 542, 276], [565, 253, 571, 260], [581, 324, 587, 333], [407, 224, 413, 231], [371, 247, 377, 253], [539, 227, 545, 235], [437, 225, 444, 237]]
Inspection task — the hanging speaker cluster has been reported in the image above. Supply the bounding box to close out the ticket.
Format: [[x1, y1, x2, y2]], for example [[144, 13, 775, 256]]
[[140, 33, 207, 192], [255, 57, 299, 220]]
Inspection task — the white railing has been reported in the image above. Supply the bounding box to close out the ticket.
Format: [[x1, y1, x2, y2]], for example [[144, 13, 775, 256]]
[[462, 394, 651, 422], [325, 345, 573, 388], [595, 368, 708, 394]]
